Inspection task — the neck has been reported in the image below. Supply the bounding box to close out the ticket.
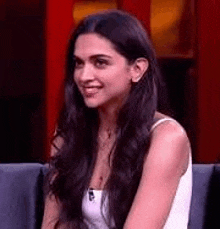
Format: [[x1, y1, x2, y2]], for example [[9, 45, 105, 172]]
[[98, 106, 118, 134]]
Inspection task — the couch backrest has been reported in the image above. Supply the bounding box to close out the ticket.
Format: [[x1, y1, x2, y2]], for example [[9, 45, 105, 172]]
[[0, 163, 220, 229]]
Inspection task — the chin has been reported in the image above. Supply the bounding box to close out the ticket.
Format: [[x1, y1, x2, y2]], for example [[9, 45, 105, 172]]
[[85, 103, 98, 109], [84, 99, 109, 110], [84, 99, 100, 108]]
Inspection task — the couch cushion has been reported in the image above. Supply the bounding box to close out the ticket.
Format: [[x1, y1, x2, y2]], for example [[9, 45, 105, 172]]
[[0, 163, 46, 229], [189, 164, 215, 229]]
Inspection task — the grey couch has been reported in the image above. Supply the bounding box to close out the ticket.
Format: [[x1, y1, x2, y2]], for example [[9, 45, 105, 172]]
[[0, 163, 219, 229]]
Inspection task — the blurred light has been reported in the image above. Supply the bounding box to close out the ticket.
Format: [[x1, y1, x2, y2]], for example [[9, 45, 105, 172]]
[[151, 0, 194, 57], [73, 0, 118, 24]]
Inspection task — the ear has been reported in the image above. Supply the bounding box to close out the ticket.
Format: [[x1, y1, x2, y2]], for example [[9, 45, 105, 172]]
[[130, 58, 149, 83]]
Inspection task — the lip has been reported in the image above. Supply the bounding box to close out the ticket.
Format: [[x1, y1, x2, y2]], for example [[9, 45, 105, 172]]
[[81, 86, 102, 97]]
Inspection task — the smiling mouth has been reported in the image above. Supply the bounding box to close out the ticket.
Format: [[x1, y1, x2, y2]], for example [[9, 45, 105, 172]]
[[82, 86, 102, 97]]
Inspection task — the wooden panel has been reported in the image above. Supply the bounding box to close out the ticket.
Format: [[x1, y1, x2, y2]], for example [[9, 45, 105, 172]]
[[0, 0, 6, 21], [0, 0, 45, 162]]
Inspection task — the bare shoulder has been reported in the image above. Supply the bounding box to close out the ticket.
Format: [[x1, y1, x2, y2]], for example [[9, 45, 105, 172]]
[[146, 112, 191, 176], [152, 112, 189, 145], [153, 111, 187, 134], [123, 113, 191, 228]]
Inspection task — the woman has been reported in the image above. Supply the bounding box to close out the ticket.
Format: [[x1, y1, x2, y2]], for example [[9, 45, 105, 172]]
[[42, 9, 192, 229]]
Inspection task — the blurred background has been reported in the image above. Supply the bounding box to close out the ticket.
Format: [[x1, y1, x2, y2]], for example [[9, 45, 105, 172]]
[[0, 0, 219, 163]]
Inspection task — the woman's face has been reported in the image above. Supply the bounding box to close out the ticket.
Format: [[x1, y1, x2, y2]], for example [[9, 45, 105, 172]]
[[73, 33, 133, 110]]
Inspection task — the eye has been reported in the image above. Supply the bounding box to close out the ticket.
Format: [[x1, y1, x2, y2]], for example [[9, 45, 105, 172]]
[[74, 58, 84, 69], [94, 58, 108, 68]]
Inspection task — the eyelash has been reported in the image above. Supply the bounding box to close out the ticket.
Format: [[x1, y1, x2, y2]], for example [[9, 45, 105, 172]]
[[73, 58, 109, 69], [74, 59, 83, 69], [94, 59, 108, 68]]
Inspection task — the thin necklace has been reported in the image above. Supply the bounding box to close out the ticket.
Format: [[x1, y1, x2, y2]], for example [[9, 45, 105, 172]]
[[98, 128, 115, 150]]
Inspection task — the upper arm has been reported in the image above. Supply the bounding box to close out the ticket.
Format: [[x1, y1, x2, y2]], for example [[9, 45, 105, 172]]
[[123, 121, 190, 229], [42, 134, 64, 228], [41, 194, 60, 229]]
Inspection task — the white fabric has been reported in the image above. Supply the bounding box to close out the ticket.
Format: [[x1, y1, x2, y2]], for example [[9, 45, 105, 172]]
[[82, 118, 192, 229], [151, 117, 183, 132], [163, 155, 192, 228], [82, 190, 110, 229]]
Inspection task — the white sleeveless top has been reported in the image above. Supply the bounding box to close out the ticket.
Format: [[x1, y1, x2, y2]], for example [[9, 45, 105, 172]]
[[82, 118, 192, 229]]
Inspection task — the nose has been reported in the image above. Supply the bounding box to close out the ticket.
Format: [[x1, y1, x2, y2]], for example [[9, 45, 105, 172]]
[[76, 63, 95, 83]]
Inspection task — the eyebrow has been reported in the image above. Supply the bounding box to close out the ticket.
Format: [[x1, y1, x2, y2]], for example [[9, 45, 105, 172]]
[[73, 54, 112, 60]]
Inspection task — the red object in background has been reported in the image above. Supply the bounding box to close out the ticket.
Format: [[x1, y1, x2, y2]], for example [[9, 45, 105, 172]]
[[120, 0, 151, 32], [196, 0, 220, 163], [45, 0, 75, 159]]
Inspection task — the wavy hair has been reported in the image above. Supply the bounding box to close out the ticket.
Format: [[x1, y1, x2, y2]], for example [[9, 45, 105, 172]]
[[45, 9, 159, 229]]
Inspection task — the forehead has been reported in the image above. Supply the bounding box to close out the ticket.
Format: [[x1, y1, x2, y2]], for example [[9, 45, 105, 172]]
[[74, 33, 118, 57]]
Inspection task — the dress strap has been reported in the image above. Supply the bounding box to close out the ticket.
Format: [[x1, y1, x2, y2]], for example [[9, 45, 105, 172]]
[[151, 117, 179, 132]]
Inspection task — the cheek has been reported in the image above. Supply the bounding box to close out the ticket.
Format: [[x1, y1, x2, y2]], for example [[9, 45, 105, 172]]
[[73, 72, 78, 84]]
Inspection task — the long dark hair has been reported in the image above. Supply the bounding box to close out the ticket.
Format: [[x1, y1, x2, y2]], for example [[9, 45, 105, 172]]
[[45, 9, 159, 229]]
